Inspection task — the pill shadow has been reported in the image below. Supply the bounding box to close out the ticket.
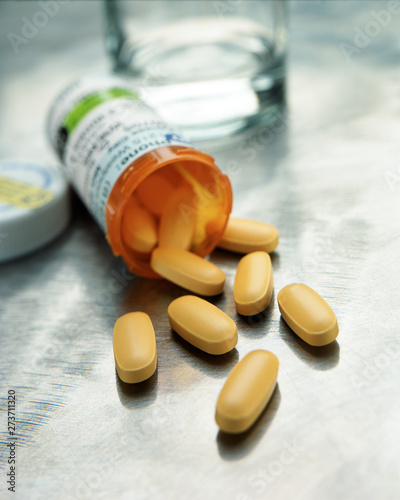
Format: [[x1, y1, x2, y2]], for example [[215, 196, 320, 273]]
[[279, 318, 340, 370], [208, 249, 241, 268], [216, 385, 281, 461], [124, 274, 230, 315], [235, 291, 276, 338], [122, 276, 180, 315], [115, 369, 158, 409], [270, 251, 280, 269], [195, 291, 227, 310], [171, 331, 240, 378]]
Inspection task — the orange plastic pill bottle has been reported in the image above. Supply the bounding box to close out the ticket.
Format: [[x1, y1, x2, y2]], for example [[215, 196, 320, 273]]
[[47, 76, 232, 277]]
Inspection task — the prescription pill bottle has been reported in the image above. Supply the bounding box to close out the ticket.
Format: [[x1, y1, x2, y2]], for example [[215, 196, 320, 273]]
[[47, 76, 232, 277]]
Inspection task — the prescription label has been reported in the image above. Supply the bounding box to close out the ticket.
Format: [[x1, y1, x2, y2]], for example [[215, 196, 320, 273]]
[[0, 175, 54, 209], [48, 77, 195, 231]]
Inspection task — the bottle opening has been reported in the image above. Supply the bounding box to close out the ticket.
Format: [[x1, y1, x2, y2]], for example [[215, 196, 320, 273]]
[[106, 145, 232, 278]]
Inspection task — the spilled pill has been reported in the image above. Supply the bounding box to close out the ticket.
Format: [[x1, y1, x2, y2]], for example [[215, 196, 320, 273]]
[[122, 197, 158, 254], [277, 283, 339, 346], [218, 217, 279, 254], [113, 312, 157, 383], [158, 186, 197, 250], [168, 295, 238, 355], [234, 251, 273, 316], [151, 247, 225, 296], [215, 350, 279, 434]]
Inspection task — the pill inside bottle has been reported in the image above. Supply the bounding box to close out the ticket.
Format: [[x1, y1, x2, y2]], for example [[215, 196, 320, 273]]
[[158, 185, 198, 250], [121, 196, 158, 254], [135, 169, 175, 217], [110, 160, 232, 278]]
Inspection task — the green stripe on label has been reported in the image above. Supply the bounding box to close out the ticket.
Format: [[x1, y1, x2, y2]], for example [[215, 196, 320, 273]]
[[63, 88, 138, 134]]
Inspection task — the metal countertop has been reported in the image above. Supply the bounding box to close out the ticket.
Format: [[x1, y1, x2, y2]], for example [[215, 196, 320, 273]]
[[1, 2, 400, 499]]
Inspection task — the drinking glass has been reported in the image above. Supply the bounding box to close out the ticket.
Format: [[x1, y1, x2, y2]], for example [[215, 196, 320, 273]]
[[104, 0, 287, 140]]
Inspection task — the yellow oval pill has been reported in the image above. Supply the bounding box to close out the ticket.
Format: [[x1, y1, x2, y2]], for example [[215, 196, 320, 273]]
[[113, 312, 157, 383], [168, 295, 238, 355], [234, 251, 273, 316], [277, 283, 339, 346], [218, 217, 279, 254], [158, 186, 197, 250], [216, 350, 279, 434], [150, 247, 225, 296], [122, 197, 158, 254]]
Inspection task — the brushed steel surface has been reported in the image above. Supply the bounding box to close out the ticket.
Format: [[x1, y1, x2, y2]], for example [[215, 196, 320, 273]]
[[1, 2, 400, 499]]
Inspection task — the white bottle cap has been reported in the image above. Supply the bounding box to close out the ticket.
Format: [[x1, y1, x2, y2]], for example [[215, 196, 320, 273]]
[[0, 160, 71, 262]]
